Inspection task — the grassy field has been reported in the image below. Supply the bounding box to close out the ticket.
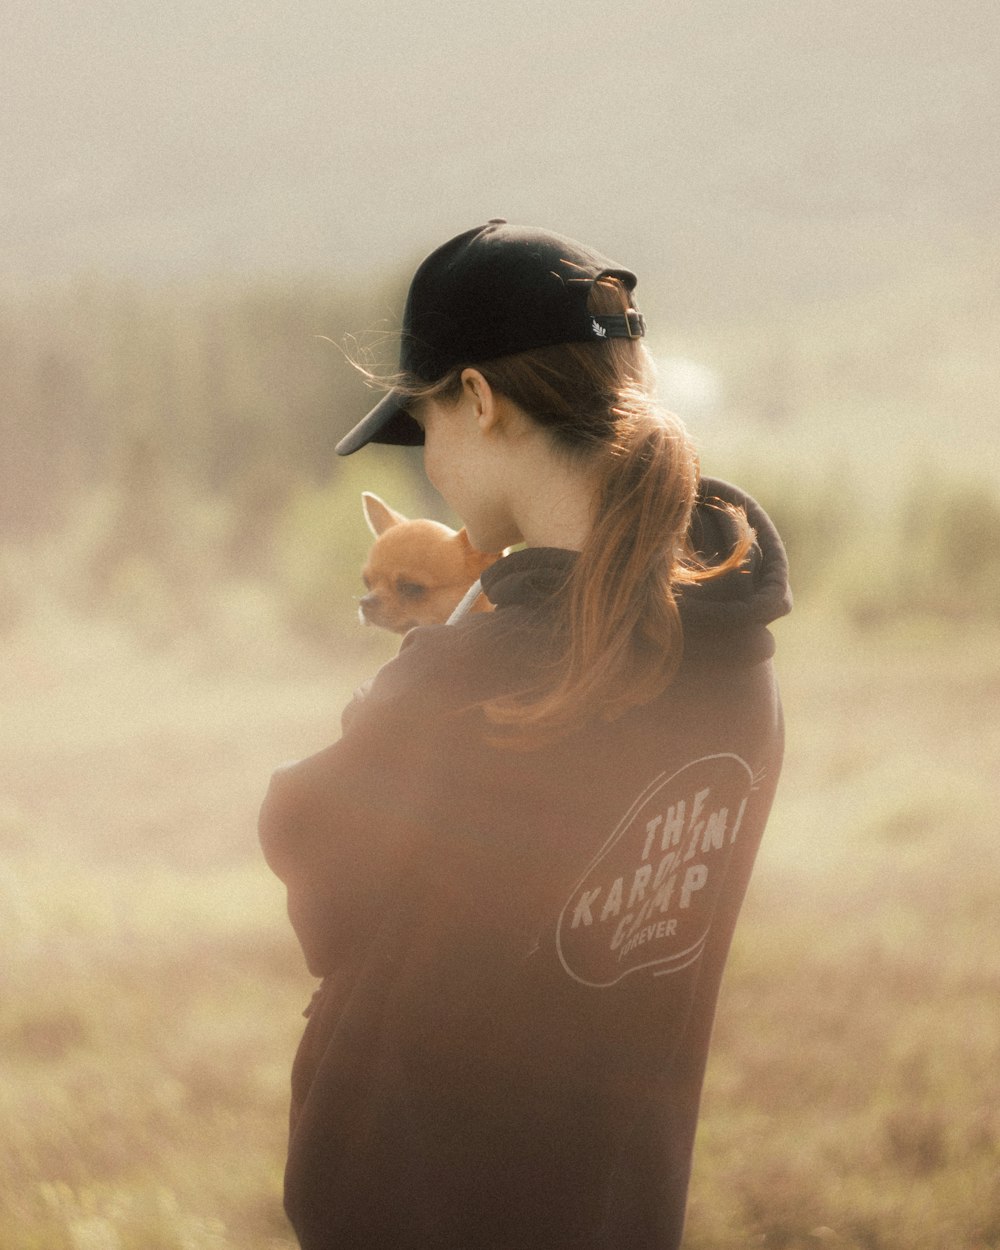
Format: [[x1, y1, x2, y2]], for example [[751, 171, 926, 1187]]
[[2, 598, 997, 1250]]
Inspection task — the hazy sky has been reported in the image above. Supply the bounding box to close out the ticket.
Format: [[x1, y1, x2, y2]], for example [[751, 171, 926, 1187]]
[[4, 0, 998, 312]]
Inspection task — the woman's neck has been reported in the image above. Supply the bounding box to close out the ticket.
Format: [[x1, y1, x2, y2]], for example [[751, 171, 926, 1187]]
[[507, 450, 599, 551]]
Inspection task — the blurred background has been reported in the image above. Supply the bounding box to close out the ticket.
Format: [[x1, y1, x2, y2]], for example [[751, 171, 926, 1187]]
[[2, 2, 998, 1248]]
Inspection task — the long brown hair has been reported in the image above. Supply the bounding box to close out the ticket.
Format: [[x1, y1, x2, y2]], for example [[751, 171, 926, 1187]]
[[367, 278, 753, 745]]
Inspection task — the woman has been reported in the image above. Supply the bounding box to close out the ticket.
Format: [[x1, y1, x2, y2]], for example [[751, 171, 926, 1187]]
[[260, 220, 791, 1249]]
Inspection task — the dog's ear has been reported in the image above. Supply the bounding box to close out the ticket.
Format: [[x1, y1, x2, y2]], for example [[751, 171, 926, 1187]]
[[457, 528, 504, 564], [362, 492, 408, 537]]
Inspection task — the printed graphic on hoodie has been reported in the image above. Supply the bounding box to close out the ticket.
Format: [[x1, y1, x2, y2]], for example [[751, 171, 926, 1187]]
[[556, 754, 756, 988]]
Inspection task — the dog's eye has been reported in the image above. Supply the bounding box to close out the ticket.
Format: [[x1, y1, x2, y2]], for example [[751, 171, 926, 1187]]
[[397, 580, 427, 600]]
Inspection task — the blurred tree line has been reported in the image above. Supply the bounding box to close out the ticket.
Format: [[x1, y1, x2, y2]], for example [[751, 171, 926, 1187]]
[[3, 277, 395, 537], [1, 275, 432, 645], [2, 254, 998, 649]]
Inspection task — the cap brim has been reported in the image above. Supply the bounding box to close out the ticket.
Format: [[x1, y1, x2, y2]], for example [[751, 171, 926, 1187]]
[[335, 390, 425, 456]]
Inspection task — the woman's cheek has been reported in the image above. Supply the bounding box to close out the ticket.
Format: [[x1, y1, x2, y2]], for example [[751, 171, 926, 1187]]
[[422, 453, 462, 520], [422, 444, 443, 495]]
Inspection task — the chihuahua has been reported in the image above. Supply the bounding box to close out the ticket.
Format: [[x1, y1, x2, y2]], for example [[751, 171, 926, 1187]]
[[358, 493, 503, 633]]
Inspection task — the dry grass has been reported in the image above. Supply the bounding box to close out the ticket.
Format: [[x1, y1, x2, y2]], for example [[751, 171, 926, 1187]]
[[1, 606, 997, 1249]]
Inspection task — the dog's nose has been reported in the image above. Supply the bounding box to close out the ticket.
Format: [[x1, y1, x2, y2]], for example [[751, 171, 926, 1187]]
[[358, 593, 378, 620]]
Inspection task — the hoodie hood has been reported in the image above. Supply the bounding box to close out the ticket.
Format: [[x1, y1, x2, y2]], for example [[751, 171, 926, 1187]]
[[480, 477, 792, 666]]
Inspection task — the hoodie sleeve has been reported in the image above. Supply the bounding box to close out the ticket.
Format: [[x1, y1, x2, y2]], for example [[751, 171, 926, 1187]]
[[259, 624, 478, 978], [258, 676, 434, 978]]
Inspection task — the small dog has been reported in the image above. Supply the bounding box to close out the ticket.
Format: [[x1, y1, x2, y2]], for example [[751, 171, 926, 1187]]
[[358, 493, 502, 633]]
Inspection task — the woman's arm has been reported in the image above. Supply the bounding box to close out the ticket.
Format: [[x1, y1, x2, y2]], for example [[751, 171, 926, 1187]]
[[259, 689, 432, 977]]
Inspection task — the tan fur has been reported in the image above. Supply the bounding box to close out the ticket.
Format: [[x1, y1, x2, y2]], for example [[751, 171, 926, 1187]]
[[358, 493, 502, 634]]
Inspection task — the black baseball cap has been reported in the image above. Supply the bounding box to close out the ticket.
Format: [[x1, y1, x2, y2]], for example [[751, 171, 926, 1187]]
[[335, 219, 645, 455]]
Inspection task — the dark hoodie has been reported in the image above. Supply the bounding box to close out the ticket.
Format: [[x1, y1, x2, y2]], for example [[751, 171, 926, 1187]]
[[259, 478, 791, 1250]]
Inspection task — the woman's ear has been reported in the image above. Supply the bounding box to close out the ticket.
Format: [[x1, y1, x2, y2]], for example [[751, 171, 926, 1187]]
[[460, 368, 500, 434]]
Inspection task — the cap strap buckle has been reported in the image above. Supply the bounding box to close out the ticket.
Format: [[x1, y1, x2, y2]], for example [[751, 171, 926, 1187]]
[[591, 311, 646, 340]]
